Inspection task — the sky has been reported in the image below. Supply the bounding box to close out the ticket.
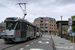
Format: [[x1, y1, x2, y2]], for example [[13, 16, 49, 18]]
[[0, 0, 75, 23]]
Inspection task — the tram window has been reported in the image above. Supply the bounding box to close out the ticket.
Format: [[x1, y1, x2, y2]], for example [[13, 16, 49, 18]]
[[21, 22, 26, 30], [6, 22, 16, 29], [27, 25, 29, 31], [29, 26, 34, 31], [16, 23, 20, 30]]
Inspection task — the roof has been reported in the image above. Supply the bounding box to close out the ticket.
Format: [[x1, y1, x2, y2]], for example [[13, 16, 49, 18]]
[[56, 21, 75, 28], [34, 17, 56, 21]]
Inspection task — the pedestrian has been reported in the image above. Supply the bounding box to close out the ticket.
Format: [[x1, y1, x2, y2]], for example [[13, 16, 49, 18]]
[[41, 32, 42, 37]]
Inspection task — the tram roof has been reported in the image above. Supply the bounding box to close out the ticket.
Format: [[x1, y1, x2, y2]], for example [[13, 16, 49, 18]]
[[18, 19, 36, 27], [5, 17, 39, 28]]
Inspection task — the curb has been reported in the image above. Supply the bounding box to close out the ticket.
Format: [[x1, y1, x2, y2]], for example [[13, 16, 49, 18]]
[[51, 36, 56, 50]]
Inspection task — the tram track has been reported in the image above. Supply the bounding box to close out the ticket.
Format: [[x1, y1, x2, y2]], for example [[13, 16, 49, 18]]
[[1, 41, 28, 50], [1, 38, 38, 50], [1, 41, 25, 50], [16, 38, 39, 50], [1, 44, 17, 50]]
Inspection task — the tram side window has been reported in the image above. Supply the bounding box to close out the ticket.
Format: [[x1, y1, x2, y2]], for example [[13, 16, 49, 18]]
[[27, 25, 29, 31], [31, 27, 34, 31], [16, 23, 20, 30], [21, 22, 26, 30]]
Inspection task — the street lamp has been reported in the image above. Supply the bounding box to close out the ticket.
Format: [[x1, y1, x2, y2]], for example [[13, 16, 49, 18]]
[[61, 16, 62, 38]]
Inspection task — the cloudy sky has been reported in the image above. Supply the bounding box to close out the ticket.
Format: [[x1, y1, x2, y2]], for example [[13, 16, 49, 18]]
[[0, 0, 75, 23]]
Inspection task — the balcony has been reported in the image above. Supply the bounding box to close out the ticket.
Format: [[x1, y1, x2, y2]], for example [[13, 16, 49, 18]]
[[44, 29, 48, 31], [40, 25, 43, 27], [40, 22, 43, 24]]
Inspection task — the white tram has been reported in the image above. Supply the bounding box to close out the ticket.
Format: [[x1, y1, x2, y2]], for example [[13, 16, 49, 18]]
[[3, 17, 40, 42]]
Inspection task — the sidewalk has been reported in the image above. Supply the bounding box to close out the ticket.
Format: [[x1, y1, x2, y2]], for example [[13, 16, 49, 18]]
[[52, 35, 75, 50]]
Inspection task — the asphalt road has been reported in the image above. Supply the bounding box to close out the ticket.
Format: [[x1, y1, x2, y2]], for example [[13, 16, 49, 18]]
[[0, 34, 53, 50]]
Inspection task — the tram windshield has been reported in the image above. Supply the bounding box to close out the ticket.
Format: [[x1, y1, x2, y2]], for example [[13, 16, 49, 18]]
[[6, 22, 17, 29]]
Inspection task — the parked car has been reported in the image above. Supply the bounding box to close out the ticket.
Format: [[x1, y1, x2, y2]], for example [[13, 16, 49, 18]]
[[0, 32, 4, 38]]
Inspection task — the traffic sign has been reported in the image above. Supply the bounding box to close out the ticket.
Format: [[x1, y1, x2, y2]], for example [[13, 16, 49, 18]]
[[72, 32, 75, 36], [68, 18, 72, 25], [69, 26, 72, 36], [69, 33, 72, 36], [69, 30, 72, 36], [69, 29, 72, 33]]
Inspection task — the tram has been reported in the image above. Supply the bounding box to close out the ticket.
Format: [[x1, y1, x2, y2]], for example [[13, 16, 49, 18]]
[[3, 17, 40, 42]]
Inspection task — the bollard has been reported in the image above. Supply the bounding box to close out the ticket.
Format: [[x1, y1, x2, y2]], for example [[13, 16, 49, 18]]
[[70, 36, 71, 42], [73, 36, 74, 44]]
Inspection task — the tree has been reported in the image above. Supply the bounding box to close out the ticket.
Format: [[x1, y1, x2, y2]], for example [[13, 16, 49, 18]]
[[71, 15, 75, 20], [72, 26, 75, 32], [71, 15, 75, 32]]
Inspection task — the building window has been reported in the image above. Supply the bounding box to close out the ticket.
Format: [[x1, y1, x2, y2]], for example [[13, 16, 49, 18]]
[[52, 25, 53, 26], [50, 24, 51, 26], [52, 22, 53, 23], [45, 24, 48, 27], [52, 28, 53, 29], [50, 27, 51, 29], [41, 18, 43, 19], [40, 21, 43, 24], [45, 21, 48, 23], [40, 21, 43, 22], [45, 27, 48, 29], [41, 27, 43, 30], [40, 24, 43, 27], [46, 18, 49, 20]]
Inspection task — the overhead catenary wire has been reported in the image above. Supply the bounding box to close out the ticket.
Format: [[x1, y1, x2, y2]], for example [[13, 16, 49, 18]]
[[17, 0, 36, 17], [27, 9, 36, 17], [0, 3, 21, 15], [18, 0, 21, 3], [18, 0, 24, 14], [18, 3, 27, 19], [18, 4, 25, 14]]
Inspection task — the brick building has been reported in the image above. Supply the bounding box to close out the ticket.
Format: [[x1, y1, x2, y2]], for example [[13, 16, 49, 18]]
[[33, 17, 57, 34]]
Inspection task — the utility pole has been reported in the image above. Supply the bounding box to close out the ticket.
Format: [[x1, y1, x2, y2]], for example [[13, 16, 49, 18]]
[[61, 16, 62, 38], [18, 3, 27, 19]]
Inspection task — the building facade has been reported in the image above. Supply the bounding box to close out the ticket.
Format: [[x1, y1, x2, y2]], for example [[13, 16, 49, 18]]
[[33, 17, 57, 34], [0, 22, 5, 32]]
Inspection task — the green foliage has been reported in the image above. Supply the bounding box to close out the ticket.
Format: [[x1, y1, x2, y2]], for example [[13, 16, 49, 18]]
[[72, 26, 75, 32], [71, 15, 75, 20], [71, 15, 75, 32]]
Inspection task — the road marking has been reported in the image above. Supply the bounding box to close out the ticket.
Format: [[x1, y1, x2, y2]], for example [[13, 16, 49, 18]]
[[42, 38, 49, 40], [46, 41, 49, 44], [20, 48, 24, 50], [34, 41, 36, 42], [26, 45, 30, 47], [38, 41, 49, 44], [30, 48, 44, 50], [31, 42, 33, 44], [56, 46, 74, 49], [38, 41, 42, 43]]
